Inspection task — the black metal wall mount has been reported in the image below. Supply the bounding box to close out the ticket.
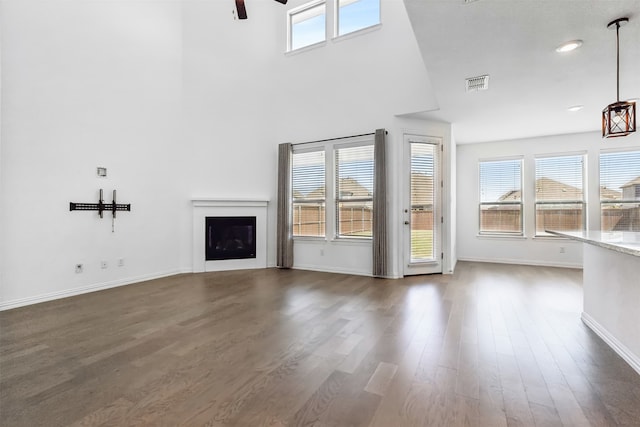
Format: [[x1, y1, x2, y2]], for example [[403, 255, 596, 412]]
[[69, 189, 131, 218]]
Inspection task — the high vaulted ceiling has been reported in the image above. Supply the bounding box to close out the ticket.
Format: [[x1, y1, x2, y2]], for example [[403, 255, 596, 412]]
[[402, 0, 640, 144]]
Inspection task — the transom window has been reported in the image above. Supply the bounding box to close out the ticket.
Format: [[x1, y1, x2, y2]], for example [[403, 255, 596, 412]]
[[478, 158, 523, 235], [288, 0, 326, 51], [287, 0, 380, 52], [335, 0, 381, 37]]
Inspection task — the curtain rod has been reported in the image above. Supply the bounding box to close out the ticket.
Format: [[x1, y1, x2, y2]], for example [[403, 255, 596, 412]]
[[293, 130, 386, 146]]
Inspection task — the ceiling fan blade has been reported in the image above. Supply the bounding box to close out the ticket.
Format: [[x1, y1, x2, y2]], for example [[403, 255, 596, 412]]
[[274, 0, 288, 4], [235, 0, 247, 19]]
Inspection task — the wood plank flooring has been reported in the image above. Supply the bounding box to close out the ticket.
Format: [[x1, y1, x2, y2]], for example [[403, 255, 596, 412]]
[[2, 262, 640, 426]]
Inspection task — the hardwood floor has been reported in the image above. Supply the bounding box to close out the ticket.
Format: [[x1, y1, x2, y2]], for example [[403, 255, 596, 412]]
[[2, 262, 640, 426]]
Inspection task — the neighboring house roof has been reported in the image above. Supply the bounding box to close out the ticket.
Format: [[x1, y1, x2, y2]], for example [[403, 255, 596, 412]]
[[297, 174, 437, 204], [499, 177, 584, 201], [621, 176, 640, 188], [296, 178, 371, 201], [534, 177, 582, 201], [306, 187, 325, 199], [499, 190, 521, 202], [600, 186, 623, 200], [338, 177, 370, 199], [498, 177, 625, 201]]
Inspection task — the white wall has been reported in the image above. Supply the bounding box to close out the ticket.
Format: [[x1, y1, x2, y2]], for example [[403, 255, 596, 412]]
[[180, 0, 287, 269], [1, 1, 183, 308], [456, 130, 640, 268], [0, 0, 450, 308], [266, 0, 449, 278]]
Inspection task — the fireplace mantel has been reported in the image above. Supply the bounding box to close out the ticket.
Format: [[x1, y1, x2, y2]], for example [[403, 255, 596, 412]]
[[192, 198, 269, 208], [191, 198, 269, 272]]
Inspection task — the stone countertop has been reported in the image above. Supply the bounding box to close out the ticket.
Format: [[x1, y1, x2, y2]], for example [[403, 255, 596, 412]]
[[546, 230, 640, 258]]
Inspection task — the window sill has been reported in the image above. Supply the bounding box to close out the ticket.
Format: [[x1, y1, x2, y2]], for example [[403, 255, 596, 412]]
[[332, 23, 382, 44], [476, 234, 526, 240], [533, 235, 574, 241], [332, 237, 372, 245], [285, 40, 327, 56], [293, 236, 327, 243]]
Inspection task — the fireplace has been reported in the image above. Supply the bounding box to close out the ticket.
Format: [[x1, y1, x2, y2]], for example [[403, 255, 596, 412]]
[[206, 216, 256, 261], [191, 198, 268, 272]]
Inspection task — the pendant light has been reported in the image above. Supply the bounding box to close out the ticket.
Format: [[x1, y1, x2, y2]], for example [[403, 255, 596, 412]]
[[602, 17, 636, 138]]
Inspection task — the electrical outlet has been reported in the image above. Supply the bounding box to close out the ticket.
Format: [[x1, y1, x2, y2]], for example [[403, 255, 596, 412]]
[[118, 258, 124, 267], [75, 264, 83, 274], [559, 247, 565, 254], [101, 261, 108, 269], [320, 249, 324, 256]]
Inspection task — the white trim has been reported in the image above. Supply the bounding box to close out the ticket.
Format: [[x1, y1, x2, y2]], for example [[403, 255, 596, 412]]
[[191, 199, 269, 273], [285, 40, 327, 56], [287, 0, 327, 53], [292, 264, 370, 277], [534, 150, 588, 159], [332, 23, 382, 43], [0, 269, 183, 311], [192, 198, 269, 208], [476, 234, 526, 239], [582, 312, 640, 376], [402, 134, 443, 275], [457, 256, 582, 269]]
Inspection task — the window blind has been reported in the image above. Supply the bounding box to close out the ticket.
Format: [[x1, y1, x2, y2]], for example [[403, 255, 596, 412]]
[[410, 142, 436, 260], [292, 150, 326, 237], [335, 144, 374, 238], [478, 159, 522, 234], [600, 150, 640, 231], [534, 154, 584, 235]]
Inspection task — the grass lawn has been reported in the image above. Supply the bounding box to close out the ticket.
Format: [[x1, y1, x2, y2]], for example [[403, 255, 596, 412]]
[[411, 229, 433, 260]]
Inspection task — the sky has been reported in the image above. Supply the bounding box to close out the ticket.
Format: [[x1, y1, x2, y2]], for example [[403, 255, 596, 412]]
[[291, 0, 380, 51]]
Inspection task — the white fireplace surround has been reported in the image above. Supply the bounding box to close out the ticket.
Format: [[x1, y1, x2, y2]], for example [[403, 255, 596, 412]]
[[192, 199, 269, 273]]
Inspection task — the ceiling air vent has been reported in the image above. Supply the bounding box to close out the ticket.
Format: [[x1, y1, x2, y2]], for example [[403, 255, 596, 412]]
[[465, 74, 489, 92]]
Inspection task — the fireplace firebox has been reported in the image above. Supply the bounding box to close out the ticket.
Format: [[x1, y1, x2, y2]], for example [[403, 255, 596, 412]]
[[205, 216, 256, 261]]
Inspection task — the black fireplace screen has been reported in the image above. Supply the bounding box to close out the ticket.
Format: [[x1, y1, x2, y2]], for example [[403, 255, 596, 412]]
[[205, 216, 256, 261]]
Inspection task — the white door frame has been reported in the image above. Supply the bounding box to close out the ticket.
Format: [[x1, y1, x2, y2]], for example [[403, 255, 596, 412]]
[[402, 134, 442, 276]]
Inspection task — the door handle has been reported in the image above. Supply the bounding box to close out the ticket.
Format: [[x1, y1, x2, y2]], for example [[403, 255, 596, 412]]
[[404, 221, 410, 225]]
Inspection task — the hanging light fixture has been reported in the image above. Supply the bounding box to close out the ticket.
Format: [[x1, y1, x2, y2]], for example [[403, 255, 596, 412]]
[[602, 17, 636, 138]]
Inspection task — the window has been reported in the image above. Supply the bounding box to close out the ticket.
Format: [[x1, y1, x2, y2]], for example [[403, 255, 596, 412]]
[[600, 150, 640, 231], [290, 136, 375, 239], [535, 154, 585, 236], [479, 158, 523, 235], [288, 0, 326, 51], [335, 144, 374, 238], [335, 0, 380, 37], [292, 150, 326, 237]]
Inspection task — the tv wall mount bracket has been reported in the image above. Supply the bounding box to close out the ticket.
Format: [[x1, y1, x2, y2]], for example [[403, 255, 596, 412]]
[[70, 189, 131, 231]]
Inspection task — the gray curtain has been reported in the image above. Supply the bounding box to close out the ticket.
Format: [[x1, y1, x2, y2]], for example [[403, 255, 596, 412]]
[[372, 129, 388, 277], [276, 143, 293, 268]]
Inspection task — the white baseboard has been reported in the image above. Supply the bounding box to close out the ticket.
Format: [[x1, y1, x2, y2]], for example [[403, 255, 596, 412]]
[[292, 264, 373, 278], [457, 256, 582, 269], [581, 312, 640, 376], [0, 269, 184, 311]]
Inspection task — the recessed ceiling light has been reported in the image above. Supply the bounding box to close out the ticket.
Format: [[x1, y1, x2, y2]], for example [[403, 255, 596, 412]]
[[556, 40, 583, 53], [567, 105, 584, 112]]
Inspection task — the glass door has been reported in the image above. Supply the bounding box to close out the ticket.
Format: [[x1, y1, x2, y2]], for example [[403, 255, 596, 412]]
[[403, 135, 442, 275]]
